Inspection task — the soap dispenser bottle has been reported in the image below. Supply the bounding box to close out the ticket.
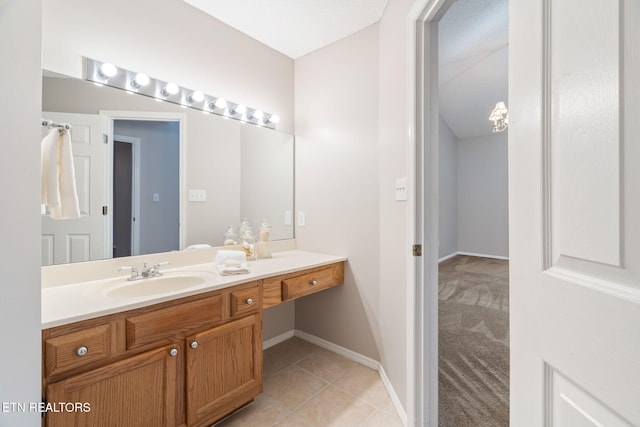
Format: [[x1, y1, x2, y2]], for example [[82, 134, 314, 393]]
[[256, 219, 272, 259]]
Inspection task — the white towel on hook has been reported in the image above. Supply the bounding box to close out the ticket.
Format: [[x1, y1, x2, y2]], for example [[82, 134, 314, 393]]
[[41, 128, 81, 219]]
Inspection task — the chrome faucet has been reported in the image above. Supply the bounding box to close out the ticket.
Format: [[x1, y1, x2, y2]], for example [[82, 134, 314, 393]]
[[119, 261, 170, 281]]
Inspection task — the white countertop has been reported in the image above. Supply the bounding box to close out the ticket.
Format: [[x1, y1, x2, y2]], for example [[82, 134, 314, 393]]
[[42, 250, 346, 329]]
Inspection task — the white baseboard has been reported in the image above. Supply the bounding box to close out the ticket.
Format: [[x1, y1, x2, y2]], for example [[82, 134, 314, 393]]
[[377, 363, 408, 426], [457, 251, 509, 261], [263, 330, 295, 350], [438, 252, 459, 263], [293, 329, 378, 369], [293, 329, 408, 426], [440, 251, 509, 262]]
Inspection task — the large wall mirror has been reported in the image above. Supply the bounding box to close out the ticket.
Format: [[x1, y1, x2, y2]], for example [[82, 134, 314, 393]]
[[42, 71, 294, 266]]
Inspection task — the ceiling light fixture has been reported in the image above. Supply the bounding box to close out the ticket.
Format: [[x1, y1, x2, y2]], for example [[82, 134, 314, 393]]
[[489, 101, 509, 133], [84, 58, 280, 129]]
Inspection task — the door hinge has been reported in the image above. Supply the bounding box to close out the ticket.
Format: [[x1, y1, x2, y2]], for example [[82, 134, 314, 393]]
[[412, 244, 422, 257], [102, 133, 108, 144], [102, 206, 108, 215]]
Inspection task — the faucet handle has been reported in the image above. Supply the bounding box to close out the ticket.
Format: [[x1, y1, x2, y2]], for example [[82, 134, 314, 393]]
[[154, 261, 170, 268], [119, 266, 139, 280]]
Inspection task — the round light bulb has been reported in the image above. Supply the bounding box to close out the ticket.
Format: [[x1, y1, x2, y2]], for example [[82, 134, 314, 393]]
[[165, 82, 179, 95], [234, 104, 247, 115], [133, 73, 150, 87], [268, 114, 280, 124], [214, 98, 227, 109], [99, 63, 117, 78], [190, 91, 204, 103], [252, 109, 264, 120]]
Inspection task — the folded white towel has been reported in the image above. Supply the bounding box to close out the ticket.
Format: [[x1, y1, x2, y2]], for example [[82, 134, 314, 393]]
[[215, 250, 250, 275], [41, 128, 81, 219], [184, 244, 213, 250]]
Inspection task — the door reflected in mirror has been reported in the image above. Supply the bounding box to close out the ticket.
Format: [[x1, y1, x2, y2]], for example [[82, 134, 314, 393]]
[[41, 71, 294, 266]]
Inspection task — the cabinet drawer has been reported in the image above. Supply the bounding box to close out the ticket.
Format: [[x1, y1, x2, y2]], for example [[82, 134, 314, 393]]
[[44, 324, 112, 376], [282, 264, 344, 301], [126, 294, 223, 349], [230, 284, 261, 317]]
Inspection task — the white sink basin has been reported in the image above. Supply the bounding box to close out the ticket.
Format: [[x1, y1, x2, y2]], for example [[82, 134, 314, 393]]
[[105, 273, 211, 298]]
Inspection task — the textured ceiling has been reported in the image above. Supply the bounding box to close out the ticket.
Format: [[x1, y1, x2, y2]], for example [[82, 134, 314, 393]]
[[439, 0, 509, 140], [182, 0, 388, 59]]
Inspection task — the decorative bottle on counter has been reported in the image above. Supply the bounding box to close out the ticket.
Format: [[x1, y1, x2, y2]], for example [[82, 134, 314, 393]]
[[256, 219, 272, 259], [239, 219, 256, 260], [223, 226, 238, 246]]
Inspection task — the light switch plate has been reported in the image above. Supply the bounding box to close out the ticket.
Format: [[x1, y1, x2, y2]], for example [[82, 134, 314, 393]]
[[188, 189, 207, 202], [395, 177, 408, 201], [284, 211, 292, 226], [297, 211, 306, 227]]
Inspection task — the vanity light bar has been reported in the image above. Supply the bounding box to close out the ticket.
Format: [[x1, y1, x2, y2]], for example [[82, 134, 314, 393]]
[[84, 57, 279, 129]]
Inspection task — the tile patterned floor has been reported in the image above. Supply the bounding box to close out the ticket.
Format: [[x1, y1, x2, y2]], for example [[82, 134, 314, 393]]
[[214, 337, 403, 427]]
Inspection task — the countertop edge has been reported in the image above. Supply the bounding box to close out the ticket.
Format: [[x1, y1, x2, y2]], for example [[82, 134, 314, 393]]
[[42, 250, 347, 330]]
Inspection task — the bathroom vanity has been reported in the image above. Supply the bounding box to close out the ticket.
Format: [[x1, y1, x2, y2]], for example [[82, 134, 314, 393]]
[[41, 250, 345, 427]]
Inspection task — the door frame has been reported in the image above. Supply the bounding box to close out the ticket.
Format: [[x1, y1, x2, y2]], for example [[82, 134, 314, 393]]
[[113, 134, 141, 256], [406, 0, 457, 425], [101, 110, 187, 256]]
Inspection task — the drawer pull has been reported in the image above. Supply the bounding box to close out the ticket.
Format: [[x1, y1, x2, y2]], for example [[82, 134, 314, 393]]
[[246, 298, 254, 305], [169, 348, 178, 357], [311, 280, 318, 286], [76, 346, 88, 357], [190, 341, 199, 349]]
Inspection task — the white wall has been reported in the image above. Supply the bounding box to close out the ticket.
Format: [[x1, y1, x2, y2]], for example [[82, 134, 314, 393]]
[[439, 118, 459, 258], [378, 0, 418, 407], [295, 24, 382, 361], [457, 132, 509, 257], [0, 0, 43, 425], [295, 0, 419, 410]]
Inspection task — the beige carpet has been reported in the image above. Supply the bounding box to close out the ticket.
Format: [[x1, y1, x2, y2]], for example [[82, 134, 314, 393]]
[[439, 255, 509, 426]]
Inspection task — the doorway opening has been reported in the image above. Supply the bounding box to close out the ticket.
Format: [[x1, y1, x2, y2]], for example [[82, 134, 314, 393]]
[[103, 112, 185, 258], [408, 0, 509, 425], [437, 1, 509, 425]]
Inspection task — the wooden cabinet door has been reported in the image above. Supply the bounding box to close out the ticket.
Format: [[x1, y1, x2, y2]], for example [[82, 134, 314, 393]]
[[46, 344, 180, 427], [185, 314, 262, 427]]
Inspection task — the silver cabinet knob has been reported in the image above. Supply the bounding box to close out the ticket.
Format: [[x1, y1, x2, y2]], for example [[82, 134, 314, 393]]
[[190, 341, 199, 349], [76, 346, 88, 357], [311, 280, 318, 286], [246, 298, 254, 305], [169, 348, 178, 357]]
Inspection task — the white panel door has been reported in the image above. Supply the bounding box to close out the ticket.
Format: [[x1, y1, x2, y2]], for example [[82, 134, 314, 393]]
[[41, 112, 105, 265], [510, 0, 640, 425]]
